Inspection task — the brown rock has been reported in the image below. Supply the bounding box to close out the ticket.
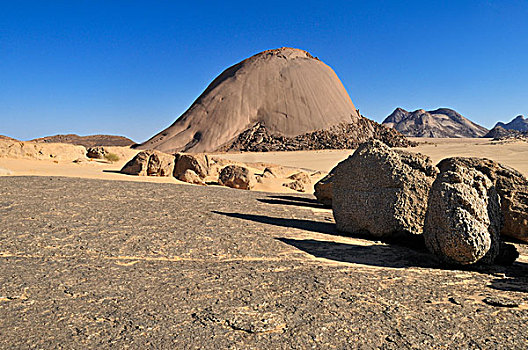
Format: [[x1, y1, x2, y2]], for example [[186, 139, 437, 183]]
[[218, 165, 255, 190], [283, 180, 306, 192], [121, 151, 151, 176], [288, 171, 311, 185], [178, 169, 205, 185], [332, 140, 438, 238], [147, 151, 175, 176], [424, 165, 502, 265], [121, 150, 175, 177], [437, 157, 528, 243], [86, 146, 107, 159], [174, 154, 209, 178], [314, 171, 334, 207]]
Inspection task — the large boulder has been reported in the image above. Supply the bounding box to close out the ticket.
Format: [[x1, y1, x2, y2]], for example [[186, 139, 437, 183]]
[[173, 154, 210, 179], [332, 140, 438, 238], [437, 157, 528, 243], [424, 165, 502, 265], [314, 170, 335, 207], [146, 151, 175, 176], [121, 150, 175, 177], [218, 165, 255, 190]]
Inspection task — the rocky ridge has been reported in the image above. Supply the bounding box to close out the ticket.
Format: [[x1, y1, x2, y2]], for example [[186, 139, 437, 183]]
[[382, 108, 488, 138], [31, 134, 135, 147]]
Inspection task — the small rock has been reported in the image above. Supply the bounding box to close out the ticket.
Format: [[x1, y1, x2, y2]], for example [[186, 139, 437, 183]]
[[86, 146, 107, 159], [283, 180, 306, 192], [178, 169, 205, 185]]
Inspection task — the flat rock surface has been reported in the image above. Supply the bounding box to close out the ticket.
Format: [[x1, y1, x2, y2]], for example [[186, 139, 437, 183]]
[[1, 176, 528, 349]]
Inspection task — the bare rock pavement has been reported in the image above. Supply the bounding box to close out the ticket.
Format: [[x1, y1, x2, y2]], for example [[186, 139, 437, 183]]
[[1, 176, 528, 348]]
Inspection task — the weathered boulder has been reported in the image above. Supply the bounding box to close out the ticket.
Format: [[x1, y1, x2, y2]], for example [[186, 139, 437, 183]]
[[121, 151, 151, 176], [437, 157, 528, 243], [147, 151, 175, 176], [332, 140, 438, 238], [314, 171, 334, 207], [174, 154, 210, 179], [178, 169, 205, 185], [424, 165, 502, 265], [121, 150, 175, 177], [86, 146, 107, 159], [218, 165, 255, 190]]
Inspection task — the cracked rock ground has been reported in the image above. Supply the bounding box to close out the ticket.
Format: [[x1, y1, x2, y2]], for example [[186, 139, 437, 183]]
[[1, 177, 527, 349]]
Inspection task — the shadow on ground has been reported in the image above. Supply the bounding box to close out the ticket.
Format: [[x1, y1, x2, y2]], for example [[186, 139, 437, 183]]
[[212, 211, 336, 234], [277, 238, 438, 269], [257, 198, 327, 209]]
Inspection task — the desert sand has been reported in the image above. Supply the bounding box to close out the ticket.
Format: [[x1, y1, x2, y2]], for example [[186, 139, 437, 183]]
[[2, 138, 528, 188]]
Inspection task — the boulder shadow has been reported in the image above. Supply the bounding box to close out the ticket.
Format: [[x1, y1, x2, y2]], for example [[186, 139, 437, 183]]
[[488, 261, 528, 293], [276, 238, 438, 269], [257, 198, 328, 210], [212, 211, 336, 235], [267, 195, 320, 204]]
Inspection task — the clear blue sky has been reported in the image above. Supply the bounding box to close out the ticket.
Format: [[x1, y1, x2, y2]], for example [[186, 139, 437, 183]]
[[2, 1, 528, 141]]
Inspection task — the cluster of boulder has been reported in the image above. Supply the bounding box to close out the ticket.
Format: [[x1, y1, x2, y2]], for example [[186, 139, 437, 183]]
[[218, 118, 416, 152], [315, 140, 528, 266], [120, 150, 313, 192]]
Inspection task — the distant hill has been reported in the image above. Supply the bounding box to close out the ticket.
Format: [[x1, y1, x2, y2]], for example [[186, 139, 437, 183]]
[[494, 115, 528, 132], [30, 134, 135, 148], [0, 135, 19, 142], [382, 108, 488, 138]]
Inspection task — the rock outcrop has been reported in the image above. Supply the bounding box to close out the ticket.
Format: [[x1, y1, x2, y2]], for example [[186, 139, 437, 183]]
[[423, 165, 502, 265], [137, 47, 362, 153], [178, 169, 205, 185], [218, 165, 255, 190], [382, 108, 488, 138], [219, 119, 415, 152], [332, 140, 438, 238], [437, 157, 528, 243], [120, 150, 175, 177]]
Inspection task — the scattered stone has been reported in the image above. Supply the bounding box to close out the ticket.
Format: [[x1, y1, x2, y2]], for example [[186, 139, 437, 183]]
[[332, 140, 438, 238], [283, 180, 306, 192], [177, 169, 205, 185], [218, 165, 255, 190], [72, 158, 87, 164], [437, 157, 528, 243], [424, 165, 502, 265], [483, 296, 520, 308], [314, 170, 335, 207], [174, 154, 209, 178], [219, 118, 416, 152], [288, 171, 311, 184], [86, 146, 107, 159]]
